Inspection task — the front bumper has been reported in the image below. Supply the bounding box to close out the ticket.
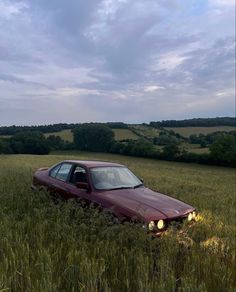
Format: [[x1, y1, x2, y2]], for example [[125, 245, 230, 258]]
[[146, 212, 197, 236]]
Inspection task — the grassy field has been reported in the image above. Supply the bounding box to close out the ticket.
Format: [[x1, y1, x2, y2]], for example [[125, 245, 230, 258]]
[[131, 125, 160, 139], [0, 152, 235, 291], [182, 143, 210, 154], [43, 128, 139, 142], [113, 129, 139, 141], [156, 143, 210, 154], [165, 126, 236, 137], [44, 129, 74, 142]]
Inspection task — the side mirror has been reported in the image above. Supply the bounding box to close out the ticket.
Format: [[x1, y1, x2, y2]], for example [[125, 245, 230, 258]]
[[140, 178, 144, 183], [76, 182, 89, 191]]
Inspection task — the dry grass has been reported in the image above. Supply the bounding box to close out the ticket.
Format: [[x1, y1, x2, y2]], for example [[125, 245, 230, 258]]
[[181, 143, 210, 154], [131, 125, 160, 139], [165, 126, 236, 137], [113, 129, 139, 141], [44, 129, 73, 142]]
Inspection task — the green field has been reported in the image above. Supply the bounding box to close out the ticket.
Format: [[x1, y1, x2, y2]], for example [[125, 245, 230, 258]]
[[166, 126, 236, 137], [44, 129, 74, 142], [156, 143, 210, 154], [0, 152, 235, 291], [113, 128, 139, 141], [131, 125, 160, 139], [182, 143, 210, 154], [43, 128, 139, 142]]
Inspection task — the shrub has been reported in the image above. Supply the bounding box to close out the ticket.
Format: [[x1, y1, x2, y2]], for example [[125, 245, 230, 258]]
[[162, 143, 181, 160], [10, 131, 50, 154], [210, 135, 236, 166], [0, 139, 13, 154], [73, 124, 115, 152]]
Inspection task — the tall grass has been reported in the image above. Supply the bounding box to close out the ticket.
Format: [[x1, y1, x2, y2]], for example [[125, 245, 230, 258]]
[[0, 153, 235, 291]]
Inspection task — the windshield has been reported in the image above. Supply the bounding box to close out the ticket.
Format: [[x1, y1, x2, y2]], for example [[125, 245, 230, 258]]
[[90, 166, 142, 190]]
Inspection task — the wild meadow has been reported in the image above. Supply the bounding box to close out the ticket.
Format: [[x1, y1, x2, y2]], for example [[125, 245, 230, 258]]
[[0, 152, 235, 291]]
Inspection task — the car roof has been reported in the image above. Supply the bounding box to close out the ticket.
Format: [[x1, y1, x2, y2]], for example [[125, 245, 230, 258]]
[[62, 160, 124, 168]]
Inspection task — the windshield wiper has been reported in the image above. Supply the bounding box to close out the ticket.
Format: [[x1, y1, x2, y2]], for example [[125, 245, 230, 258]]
[[134, 183, 143, 189], [106, 184, 143, 191], [109, 186, 134, 190]]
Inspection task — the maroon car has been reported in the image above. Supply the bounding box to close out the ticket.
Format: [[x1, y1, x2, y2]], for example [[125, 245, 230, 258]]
[[32, 160, 196, 234]]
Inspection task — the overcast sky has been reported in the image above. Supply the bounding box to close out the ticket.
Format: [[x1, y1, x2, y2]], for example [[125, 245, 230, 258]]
[[0, 0, 235, 126]]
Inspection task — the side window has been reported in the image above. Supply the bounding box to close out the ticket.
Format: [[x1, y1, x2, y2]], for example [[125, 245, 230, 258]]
[[55, 163, 73, 182], [71, 166, 87, 184], [50, 164, 61, 178]]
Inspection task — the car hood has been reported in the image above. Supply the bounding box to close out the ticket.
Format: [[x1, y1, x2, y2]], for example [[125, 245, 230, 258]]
[[103, 187, 194, 221]]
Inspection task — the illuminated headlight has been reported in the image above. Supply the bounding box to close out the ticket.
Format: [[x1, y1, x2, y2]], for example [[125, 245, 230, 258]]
[[188, 213, 193, 221], [192, 211, 196, 220], [157, 219, 165, 230], [148, 221, 155, 231]]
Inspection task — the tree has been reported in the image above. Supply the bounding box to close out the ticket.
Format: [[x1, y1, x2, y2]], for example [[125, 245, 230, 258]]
[[46, 135, 65, 150], [210, 135, 236, 165], [10, 131, 50, 154], [200, 140, 207, 148], [73, 124, 115, 152], [162, 143, 180, 160], [124, 139, 154, 157], [0, 139, 13, 154], [154, 134, 178, 146], [189, 134, 198, 144]]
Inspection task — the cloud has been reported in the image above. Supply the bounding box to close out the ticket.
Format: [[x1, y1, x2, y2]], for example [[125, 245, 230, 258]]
[[144, 85, 165, 92], [0, 0, 235, 125], [209, 0, 235, 6], [151, 52, 190, 72], [0, 0, 28, 19]]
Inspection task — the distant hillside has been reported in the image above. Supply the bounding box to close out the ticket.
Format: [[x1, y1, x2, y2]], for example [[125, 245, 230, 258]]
[[1, 119, 235, 166], [0, 117, 235, 136], [165, 126, 236, 137]]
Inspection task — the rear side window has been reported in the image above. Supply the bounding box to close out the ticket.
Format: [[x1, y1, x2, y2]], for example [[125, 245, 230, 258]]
[[50, 164, 61, 178], [55, 163, 73, 182], [70, 166, 87, 184]]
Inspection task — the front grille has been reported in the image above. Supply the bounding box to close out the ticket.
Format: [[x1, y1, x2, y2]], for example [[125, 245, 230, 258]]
[[168, 216, 187, 228]]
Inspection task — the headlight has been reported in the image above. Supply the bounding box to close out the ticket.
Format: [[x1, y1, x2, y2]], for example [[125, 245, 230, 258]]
[[148, 221, 155, 231], [157, 219, 165, 230], [188, 213, 193, 221], [192, 211, 196, 219]]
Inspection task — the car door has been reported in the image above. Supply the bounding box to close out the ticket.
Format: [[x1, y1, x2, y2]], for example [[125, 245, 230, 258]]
[[66, 165, 92, 202], [48, 162, 74, 199]]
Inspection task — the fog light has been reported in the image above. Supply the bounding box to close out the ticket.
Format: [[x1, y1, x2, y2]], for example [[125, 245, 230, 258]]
[[157, 219, 165, 230], [188, 213, 193, 221], [148, 221, 155, 231]]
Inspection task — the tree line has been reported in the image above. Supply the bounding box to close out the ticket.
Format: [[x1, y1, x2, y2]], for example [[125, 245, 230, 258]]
[[0, 132, 75, 154], [0, 122, 128, 135], [0, 123, 76, 135], [150, 117, 235, 128], [0, 123, 235, 167], [1, 117, 235, 136]]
